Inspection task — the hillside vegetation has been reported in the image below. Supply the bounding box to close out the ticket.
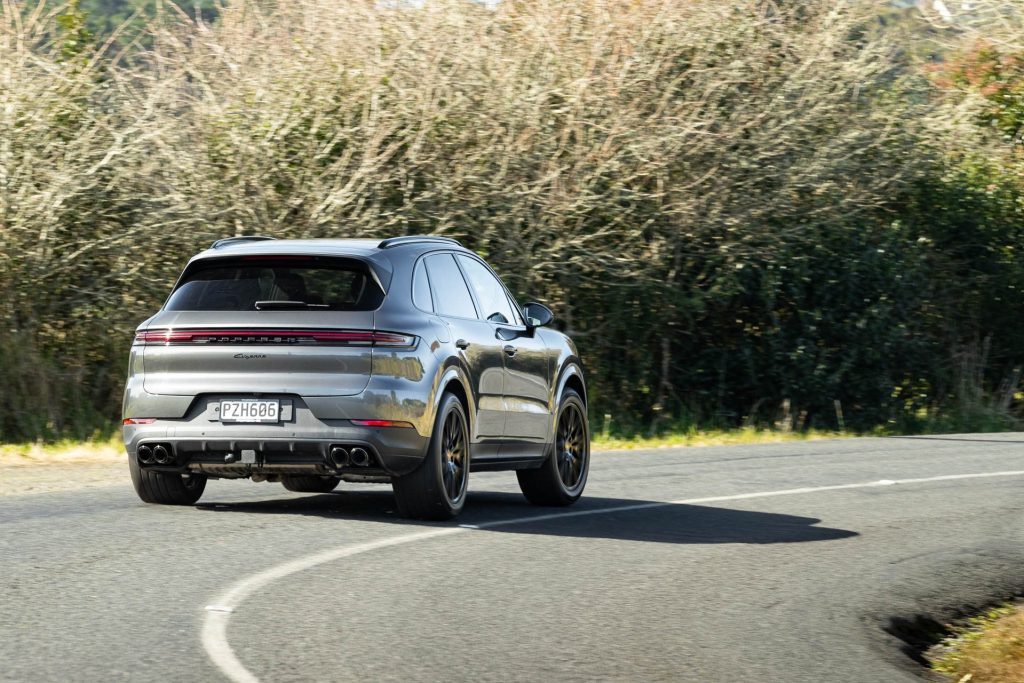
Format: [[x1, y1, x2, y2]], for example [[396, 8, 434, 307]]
[[1, 0, 1023, 441]]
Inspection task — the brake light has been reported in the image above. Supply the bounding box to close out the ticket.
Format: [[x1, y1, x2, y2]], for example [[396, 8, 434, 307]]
[[134, 329, 414, 347], [239, 255, 314, 261], [350, 419, 415, 428], [123, 418, 156, 425]]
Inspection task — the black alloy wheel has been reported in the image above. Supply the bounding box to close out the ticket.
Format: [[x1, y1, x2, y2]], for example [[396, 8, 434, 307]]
[[393, 392, 470, 519], [440, 409, 469, 504], [517, 388, 589, 506], [555, 401, 586, 489]]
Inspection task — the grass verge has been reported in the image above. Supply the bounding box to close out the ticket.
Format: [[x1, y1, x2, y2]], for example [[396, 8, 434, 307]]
[[931, 603, 1024, 683], [0, 435, 123, 466], [590, 427, 851, 450]]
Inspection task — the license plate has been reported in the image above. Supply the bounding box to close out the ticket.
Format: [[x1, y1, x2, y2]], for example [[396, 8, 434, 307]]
[[220, 399, 280, 423]]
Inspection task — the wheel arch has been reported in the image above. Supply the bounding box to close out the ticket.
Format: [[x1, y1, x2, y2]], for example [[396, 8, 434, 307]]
[[434, 363, 475, 436], [554, 360, 587, 407], [543, 360, 588, 449]]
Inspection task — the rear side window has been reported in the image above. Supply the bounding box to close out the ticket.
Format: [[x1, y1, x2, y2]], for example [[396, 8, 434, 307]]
[[412, 259, 433, 312], [165, 257, 384, 311], [424, 254, 477, 319]]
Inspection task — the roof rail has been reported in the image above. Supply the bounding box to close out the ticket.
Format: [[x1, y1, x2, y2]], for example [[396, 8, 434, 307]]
[[377, 235, 463, 249], [210, 236, 277, 250]]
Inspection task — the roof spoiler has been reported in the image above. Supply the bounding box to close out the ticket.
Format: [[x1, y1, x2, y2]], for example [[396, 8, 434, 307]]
[[378, 235, 462, 249], [210, 236, 277, 250]]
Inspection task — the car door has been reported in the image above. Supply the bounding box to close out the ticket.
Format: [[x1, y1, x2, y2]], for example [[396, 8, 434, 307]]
[[422, 253, 506, 447], [455, 255, 551, 457]]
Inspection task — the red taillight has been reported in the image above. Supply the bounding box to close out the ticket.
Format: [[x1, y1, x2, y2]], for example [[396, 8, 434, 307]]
[[135, 330, 195, 343], [123, 418, 156, 425], [350, 419, 415, 428], [134, 329, 414, 347], [369, 332, 417, 346]]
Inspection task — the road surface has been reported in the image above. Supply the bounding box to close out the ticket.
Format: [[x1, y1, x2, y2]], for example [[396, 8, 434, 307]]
[[1, 434, 1022, 682]]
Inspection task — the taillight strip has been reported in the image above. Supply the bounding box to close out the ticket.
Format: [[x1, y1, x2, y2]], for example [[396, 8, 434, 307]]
[[350, 419, 415, 428], [134, 329, 414, 346]]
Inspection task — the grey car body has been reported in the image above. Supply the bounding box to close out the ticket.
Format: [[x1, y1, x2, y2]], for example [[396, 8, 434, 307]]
[[123, 235, 589, 518]]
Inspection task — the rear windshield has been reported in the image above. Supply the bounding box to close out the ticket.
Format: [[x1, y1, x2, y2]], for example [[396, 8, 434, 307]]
[[164, 257, 384, 311]]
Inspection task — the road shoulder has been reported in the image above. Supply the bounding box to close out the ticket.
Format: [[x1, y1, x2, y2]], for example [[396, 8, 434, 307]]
[[0, 461, 126, 496]]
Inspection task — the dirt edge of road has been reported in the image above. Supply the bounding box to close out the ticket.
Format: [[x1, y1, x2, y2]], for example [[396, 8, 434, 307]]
[[0, 461, 127, 497]]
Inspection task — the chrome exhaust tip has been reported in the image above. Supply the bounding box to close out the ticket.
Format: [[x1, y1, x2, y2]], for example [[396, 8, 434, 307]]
[[350, 447, 370, 467], [153, 444, 171, 465], [328, 446, 350, 468], [138, 445, 155, 465]]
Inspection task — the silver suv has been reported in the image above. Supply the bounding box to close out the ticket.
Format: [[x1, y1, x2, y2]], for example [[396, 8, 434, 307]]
[[123, 236, 589, 519]]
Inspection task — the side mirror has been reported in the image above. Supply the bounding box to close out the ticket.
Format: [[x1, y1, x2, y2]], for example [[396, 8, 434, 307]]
[[522, 302, 553, 328]]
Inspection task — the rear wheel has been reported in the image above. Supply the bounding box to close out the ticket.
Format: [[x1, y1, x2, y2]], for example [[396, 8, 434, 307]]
[[281, 475, 340, 493], [129, 456, 207, 505], [517, 388, 589, 506], [393, 392, 469, 520]]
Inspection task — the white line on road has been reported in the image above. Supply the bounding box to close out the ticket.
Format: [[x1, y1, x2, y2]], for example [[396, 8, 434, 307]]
[[201, 468, 1024, 683]]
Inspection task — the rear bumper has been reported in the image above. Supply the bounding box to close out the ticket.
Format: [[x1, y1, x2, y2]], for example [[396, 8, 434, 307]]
[[123, 396, 430, 477]]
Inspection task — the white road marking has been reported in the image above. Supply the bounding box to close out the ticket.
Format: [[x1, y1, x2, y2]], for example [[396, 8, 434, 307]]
[[201, 468, 1024, 683], [204, 605, 235, 613]]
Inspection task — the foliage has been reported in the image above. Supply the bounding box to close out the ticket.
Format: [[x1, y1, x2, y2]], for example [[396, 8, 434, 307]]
[[932, 602, 1024, 683], [0, 0, 1023, 441], [946, 42, 1024, 142], [75, 0, 218, 37]]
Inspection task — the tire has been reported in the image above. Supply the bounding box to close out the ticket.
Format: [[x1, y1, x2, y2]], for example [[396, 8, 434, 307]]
[[281, 475, 340, 493], [517, 388, 589, 506], [129, 455, 207, 505], [393, 392, 470, 520]]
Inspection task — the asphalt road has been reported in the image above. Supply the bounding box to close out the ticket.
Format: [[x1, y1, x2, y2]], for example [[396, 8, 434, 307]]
[[2, 435, 1023, 683]]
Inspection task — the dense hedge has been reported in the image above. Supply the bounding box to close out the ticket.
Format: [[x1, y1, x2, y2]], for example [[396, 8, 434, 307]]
[[1, 0, 1022, 440]]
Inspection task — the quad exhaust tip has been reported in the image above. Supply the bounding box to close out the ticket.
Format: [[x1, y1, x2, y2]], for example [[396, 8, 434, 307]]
[[350, 447, 370, 467], [139, 443, 173, 466], [153, 444, 171, 465], [328, 446, 350, 468], [326, 445, 373, 468], [138, 444, 155, 465]]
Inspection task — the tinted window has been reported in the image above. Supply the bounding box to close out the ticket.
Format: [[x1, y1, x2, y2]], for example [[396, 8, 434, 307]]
[[424, 254, 477, 319], [412, 259, 433, 312], [456, 255, 517, 324], [165, 258, 383, 311]]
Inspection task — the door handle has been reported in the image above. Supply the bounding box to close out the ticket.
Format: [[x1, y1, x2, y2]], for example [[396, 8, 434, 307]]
[[503, 345, 517, 357], [455, 339, 470, 350]]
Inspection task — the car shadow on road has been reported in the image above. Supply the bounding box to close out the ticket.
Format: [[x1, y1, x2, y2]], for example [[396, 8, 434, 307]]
[[195, 490, 857, 545]]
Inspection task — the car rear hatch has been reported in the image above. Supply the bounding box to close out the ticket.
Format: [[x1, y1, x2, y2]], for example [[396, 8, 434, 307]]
[[138, 254, 407, 397]]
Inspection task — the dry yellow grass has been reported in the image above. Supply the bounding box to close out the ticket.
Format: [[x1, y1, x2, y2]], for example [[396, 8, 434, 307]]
[[0, 436, 123, 467], [934, 604, 1024, 683], [591, 428, 850, 451]]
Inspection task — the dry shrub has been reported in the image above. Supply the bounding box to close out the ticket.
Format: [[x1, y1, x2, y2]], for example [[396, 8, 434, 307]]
[[0, 0, 1021, 438]]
